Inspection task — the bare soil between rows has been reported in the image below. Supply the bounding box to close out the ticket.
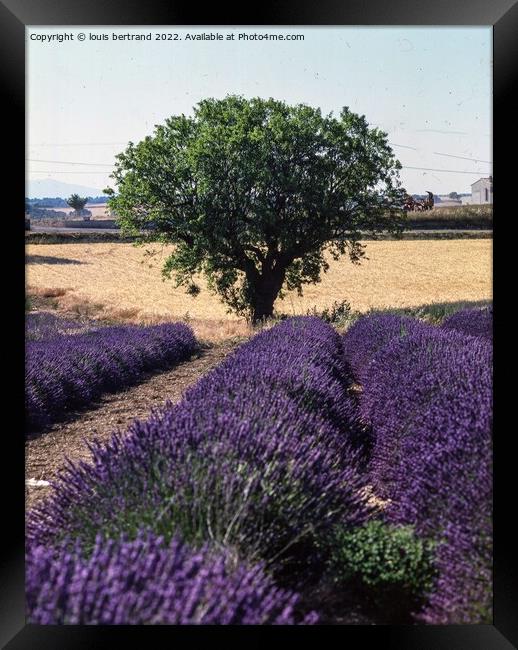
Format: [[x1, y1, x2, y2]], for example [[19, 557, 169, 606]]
[[25, 340, 240, 512]]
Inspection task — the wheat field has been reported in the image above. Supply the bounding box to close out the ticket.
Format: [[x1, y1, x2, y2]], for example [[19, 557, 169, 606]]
[[26, 239, 492, 338], [39, 205, 112, 219]]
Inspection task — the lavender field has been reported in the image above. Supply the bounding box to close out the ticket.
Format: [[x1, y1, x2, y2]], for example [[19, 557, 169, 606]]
[[25, 315, 198, 432], [25, 307, 493, 625]]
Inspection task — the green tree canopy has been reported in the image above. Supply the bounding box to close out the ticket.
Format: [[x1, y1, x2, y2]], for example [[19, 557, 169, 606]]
[[106, 96, 406, 322], [66, 194, 88, 212]]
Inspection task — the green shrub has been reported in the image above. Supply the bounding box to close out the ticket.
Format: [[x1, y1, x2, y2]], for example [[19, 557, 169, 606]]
[[328, 520, 436, 601], [306, 300, 357, 328], [319, 300, 352, 325]]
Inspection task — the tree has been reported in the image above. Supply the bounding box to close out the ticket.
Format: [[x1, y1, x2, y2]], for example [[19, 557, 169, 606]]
[[106, 96, 406, 323], [448, 191, 460, 200], [67, 194, 88, 214]]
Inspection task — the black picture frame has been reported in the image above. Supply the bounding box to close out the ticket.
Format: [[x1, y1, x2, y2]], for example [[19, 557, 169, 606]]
[[2, 1, 514, 647]]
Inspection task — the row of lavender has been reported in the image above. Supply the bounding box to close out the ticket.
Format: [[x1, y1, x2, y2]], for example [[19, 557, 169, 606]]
[[343, 306, 493, 623], [27, 534, 315, 625], [26, 319, 198, 432], [26, 312, 99, 342], [27, 317, 370, 624], [26, 307, 492, 623]]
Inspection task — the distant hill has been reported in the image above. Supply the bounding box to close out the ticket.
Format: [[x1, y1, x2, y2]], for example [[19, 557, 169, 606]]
[[27, 178, 105, 199]]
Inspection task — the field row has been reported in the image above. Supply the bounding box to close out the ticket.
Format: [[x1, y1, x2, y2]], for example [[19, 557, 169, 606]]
[[26, 307, 492, 624], [343, 307, 492, 623], [26, 317, 197, 432]]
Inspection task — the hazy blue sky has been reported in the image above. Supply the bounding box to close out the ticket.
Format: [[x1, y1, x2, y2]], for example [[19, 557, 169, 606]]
[[27, 26, 492, 195]]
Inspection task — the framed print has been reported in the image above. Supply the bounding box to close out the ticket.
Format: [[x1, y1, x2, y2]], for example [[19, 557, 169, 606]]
[[1, 0, 515, 647]]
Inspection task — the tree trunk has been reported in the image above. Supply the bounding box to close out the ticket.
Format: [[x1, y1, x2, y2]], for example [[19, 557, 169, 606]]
[[252, 291, 277, 323], [251, 267, 286, 324]]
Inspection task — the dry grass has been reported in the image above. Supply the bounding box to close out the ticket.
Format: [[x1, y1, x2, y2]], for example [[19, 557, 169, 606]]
[[28, 286, 69, 298], [39, 205, 112, 220], [279, 239, 492, 314], [407, 204, 492, 228], [426, 204, 491, 219], [26, 239, 492, 340]]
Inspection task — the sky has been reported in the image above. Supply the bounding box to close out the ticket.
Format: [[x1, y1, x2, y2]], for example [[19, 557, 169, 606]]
[[27, 26, 492, 196]]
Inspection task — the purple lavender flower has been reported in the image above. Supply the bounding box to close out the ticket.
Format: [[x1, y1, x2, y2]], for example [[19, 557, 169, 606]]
[[356, 319, 492, 624], [361, 327, 491, 498], [26, 311, 98, 341], [26, 322, 197, 432], [441, 305, 493, 340], [342, 313, 430, 383], [27, 317, 371, 573], [26, 532, 318, 624]]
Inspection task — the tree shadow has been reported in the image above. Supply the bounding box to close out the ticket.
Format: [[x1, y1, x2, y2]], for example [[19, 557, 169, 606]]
[[26, 255, 85, 265]]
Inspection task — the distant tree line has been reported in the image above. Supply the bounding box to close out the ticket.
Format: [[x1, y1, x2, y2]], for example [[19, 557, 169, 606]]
[[25, 196, 110, 209]]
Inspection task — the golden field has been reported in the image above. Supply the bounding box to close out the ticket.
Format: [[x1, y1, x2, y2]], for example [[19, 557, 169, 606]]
[[40, 205, 112, 219], [26, 239, 492, 339]]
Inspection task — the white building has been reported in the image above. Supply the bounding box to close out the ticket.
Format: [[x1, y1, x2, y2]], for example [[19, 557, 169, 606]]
[[471, 177, 493, 205]]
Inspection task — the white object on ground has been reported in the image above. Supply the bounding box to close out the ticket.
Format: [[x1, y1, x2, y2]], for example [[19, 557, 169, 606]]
[[26, 478, 51, 487]]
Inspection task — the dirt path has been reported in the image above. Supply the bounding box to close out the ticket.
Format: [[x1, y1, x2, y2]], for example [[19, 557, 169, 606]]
[[25, 340, 240, 511]]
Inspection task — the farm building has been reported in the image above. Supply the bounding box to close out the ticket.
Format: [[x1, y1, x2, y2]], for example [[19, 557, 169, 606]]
[[471, 177, 493, 205]]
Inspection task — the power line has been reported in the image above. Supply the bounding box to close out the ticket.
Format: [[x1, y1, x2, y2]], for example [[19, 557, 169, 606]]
[[389, 142, 417, 150], [389, 142, 490, 165], [29, 142, 128, 147], [30, 167, 488, 178], [27, 158, 114, 167], [401, 165, 491, 175], [28, 146, 491, 170], [390, 143, 490, 165], [432, 151, 491, 164]]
